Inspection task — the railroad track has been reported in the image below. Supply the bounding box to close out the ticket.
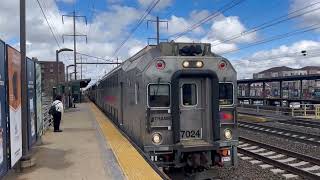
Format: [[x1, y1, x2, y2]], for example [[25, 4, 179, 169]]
[[239, 111, 320, 128], [238, 137, 320, 179], [238, 121, 320, 146], [277, 119, 320, 129]]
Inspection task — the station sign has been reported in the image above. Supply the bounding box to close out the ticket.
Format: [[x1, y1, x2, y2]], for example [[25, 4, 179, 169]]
[[7, 46, 22, 167], [0, 40, 8, 177], [27, 58, 37, 148]]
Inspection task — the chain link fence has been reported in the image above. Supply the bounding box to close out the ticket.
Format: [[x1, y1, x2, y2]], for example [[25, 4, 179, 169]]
[[41, 95, 53, 134]]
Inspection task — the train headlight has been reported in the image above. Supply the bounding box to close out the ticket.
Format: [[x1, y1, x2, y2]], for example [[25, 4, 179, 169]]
[[182, 61, 190, 68], [152, 133, 162, 145], [224, 129, 232, 140], [196, 61, 204, 68]]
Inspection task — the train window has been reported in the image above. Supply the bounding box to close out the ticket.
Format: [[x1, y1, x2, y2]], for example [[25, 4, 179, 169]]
[[219, 83, 233, 105], [148, 84, 170, 107], [182, 84, 197, 106]]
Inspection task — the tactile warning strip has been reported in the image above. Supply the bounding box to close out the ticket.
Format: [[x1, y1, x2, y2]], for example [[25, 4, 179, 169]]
[[90, 103, 162, 180]]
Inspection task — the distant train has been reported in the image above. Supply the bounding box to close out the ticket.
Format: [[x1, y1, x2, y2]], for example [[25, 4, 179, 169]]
[[86, 42, 238, 173]]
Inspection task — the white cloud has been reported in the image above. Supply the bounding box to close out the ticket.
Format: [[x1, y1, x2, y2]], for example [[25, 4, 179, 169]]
[[138, 0, 173, 10], [201, 38, 237, 54], [0, 0, 146, 61], [208, 15, 257, 44], [189, 10, 211, 23], [0, 0, 153, 86], [167, 13, 255, 54], [164, 10, 210, 36], [56, 0, 76, 3], [232, 40, 320, 79], [175, 36, 194, 42], [166, 15, 190, 35], [129, 45, 144, 56], [290, 0, 320, 30]]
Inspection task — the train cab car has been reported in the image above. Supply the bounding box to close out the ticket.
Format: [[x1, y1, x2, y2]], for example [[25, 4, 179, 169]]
[[87, 42, 238, 172]]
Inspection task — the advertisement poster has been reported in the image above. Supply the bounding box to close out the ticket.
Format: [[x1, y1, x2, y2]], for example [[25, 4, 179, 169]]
[[0, 40, 8, 177], [7, 46, 22, 167], [27, 59, 36, 147], [35, 63, 42, 136]]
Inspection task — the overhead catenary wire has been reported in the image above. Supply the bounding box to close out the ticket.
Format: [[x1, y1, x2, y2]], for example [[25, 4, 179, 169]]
[[36, 0, 61, 49], [220, 23, 320, 55], [41, 0, 73, 62], [232, 53, 320, 67], [76, 52, 114, 62], [212, 1, 320, 47], [171, 0, 247, 40], [111, 0, 160, 58], [232, 48, 320, 65]]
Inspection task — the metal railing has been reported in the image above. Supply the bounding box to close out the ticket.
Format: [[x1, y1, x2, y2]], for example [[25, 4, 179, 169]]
[[238, 104, 320, 119], [238, 104, 292, 116], [291, 104, 320, 119]]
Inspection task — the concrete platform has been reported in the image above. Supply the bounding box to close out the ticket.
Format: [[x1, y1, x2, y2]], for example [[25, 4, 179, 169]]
[[4, 103, 125, 180]]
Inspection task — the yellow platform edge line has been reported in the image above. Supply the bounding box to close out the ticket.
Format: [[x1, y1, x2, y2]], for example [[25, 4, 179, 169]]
[[89, 103, 162, 180]]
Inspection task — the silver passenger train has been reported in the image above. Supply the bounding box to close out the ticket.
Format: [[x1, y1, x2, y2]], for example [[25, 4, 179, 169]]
[[86, 42, 238, 172]]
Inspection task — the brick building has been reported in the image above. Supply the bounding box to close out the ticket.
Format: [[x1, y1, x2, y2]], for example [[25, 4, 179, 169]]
[[253, 66, 320, 79], [38, 61, 65, 95]]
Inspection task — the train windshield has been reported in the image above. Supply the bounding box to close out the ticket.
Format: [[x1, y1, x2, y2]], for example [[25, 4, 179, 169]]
[[219, 83, 233, 105], [148, 84, 170, 107], [182, 84, 197, 106]]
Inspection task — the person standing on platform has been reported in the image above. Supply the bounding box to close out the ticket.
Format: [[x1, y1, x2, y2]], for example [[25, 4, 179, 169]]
[[51, 95, 64, 132]]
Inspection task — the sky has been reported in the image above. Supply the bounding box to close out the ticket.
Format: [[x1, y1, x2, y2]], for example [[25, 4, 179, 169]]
[[0, 0, 320, 81]]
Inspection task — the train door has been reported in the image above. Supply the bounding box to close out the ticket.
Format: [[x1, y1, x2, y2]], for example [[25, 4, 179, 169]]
[[179, 78, 206, 141]]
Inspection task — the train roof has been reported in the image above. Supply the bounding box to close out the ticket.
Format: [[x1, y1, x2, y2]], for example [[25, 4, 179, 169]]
[[97, 42, 227, 84]]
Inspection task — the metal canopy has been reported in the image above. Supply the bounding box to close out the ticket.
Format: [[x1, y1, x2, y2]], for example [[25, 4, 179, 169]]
[[238, 74, 320, 84]]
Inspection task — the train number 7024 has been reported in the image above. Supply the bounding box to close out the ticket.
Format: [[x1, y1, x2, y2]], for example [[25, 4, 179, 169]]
[[180, 130, 201, 139]]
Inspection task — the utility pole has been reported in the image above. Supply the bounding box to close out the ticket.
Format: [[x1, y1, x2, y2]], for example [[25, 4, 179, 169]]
[[62, 11, 87, 80], [157, 16, 160, 45], [20, 0, 29, 161], [147, 16, 168, 45]]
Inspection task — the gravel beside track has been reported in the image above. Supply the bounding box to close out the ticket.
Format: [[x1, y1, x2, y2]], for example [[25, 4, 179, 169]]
[[167, 157, 287, 179], [238, 137, 320, 179], [211, 159, 287, 180], [240, 128, 320, 159]]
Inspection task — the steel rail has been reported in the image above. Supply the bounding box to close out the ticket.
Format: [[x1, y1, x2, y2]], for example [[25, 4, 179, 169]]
[[239, 137, 320, 165], [238, 121, 320, 146], [238, 147, 320, 180], [279, 119, 320, 129], [238, 111, 320, 129]]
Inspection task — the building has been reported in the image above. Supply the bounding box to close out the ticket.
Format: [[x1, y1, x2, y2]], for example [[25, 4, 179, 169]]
[[38, 61, 65, 95], [253, 66, 320, 79], [238, 66, 320, 106]]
